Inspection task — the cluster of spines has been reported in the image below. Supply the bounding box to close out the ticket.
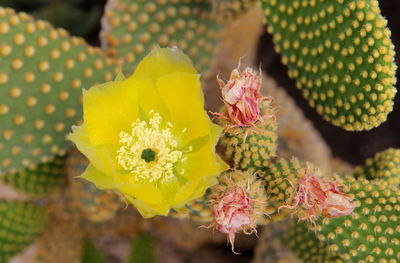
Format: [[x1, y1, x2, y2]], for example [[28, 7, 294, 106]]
[[353, 148, 400, 185], [100, 0, 222, 75], [261, 0, 397, 131], [0, 201, 49, 262], [0, 7, 117, 176], [1, 154, 66, 197]]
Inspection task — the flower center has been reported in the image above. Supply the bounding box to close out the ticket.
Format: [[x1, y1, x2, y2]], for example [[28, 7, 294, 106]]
[[141, 148, 156, 162], [116, 111, 183, 183]]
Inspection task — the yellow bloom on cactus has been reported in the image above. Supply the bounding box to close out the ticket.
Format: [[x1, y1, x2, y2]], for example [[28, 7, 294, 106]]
[[68, 48, 227, 218]]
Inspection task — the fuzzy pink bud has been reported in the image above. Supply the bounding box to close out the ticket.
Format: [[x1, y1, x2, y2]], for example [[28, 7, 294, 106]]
[[211, 186, 256, 253], [217, 66, 265, 127], [282, 172, 356, 224]]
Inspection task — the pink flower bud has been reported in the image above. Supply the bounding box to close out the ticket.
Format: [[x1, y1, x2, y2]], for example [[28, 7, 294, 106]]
[[217, 65, 266, 127], [281, 169, 356, 224], [211, 186, 257, 253]]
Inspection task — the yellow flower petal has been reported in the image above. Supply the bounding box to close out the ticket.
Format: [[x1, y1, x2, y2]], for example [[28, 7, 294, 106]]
[[173, 176, 217, 208], [125, 196, 170, 218], [183, 145, 228, 181], [80, 164, 114, 189], [156, 72, 210, 144], [117, 183, 163, 204], [67, 124, 116, 174], [131, 47, 197, 84], [83, 79, 139, 145]]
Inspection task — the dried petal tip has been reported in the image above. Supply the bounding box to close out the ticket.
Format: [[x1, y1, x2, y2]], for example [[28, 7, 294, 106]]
[[281, 168, 356, 224], [216, 64, 268, 128], [211, 186, 257, 253]]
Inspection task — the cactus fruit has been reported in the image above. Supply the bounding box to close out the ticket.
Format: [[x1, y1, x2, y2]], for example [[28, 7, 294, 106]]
[[1, 154, 66, 197], [0, 201, 48, 262], [218, 101, 277, 172], [353, 148, 400, 185], [100, 0, 221, 75], [261, 0, 397, 131], [0, 7, 116, 176]]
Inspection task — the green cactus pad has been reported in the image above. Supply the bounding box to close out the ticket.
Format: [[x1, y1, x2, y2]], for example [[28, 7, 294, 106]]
[[353, 148, 400, 185], [0, 7, 116, 176], [100, 0, 222, 75], [304, 177, 400, 262], [261, 0, 397, 131], [0, 201, 49, 262], [2, 154, 66, 197], [262, 157, 305, 207], [128, 233, 157, 263], [285, 222, 343, 263], [81, 239, 107, 263]]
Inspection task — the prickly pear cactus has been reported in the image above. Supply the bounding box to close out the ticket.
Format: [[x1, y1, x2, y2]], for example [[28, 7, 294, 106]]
[[284, 222, 343, 263], [1, 154, 66, 197], [353, 148, 400, 185], [81, 239, 107, 263], [128, 233, 157, 263], [218, 102, 277, 171], [0, 7, 116, 176], [261, 0, 397, 131], [301, 177, 400, 262], [0, 201, 49, 262], [100, 0, 222, 75]]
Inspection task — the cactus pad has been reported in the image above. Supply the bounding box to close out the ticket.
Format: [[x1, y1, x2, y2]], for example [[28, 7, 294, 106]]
[[285, 222, 343, 263], [261, 0, 397, 131], [81, 239, 107, 263], [0, 201, 49, 262], [2, 154, 66, 197], [353, 148, 400, 185], [306, 177, 400, 262], [100, 0, 221, 75], [0, 7, 116, 176]]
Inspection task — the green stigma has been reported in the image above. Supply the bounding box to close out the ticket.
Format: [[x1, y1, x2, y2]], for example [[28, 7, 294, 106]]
[[141, 148, 156, 163]]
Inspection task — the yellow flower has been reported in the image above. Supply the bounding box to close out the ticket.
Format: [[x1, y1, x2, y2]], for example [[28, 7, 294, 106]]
[[68, 48, 227, 218]]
